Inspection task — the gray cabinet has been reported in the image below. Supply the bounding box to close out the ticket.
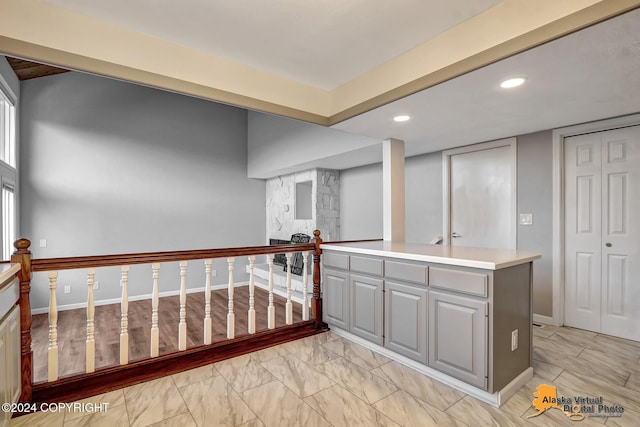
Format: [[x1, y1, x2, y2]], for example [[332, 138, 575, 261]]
[[428, 289, 488, 390], [323, 268, 350, 329], [384, 280, 428, 364], [1, 306, 20, 427], [321, 248, 534, 395], [349, 274, 383, 345]]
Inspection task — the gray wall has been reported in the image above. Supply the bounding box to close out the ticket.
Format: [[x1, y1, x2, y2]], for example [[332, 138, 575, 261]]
[[20, 72, 265, 309], [247, 110, 380, 178], [340, 163, 383, 240], [339, 135, 554, 316], [340, 152, 443, 242], [405, 152, 443, 243], [516, 131, 553, 317]]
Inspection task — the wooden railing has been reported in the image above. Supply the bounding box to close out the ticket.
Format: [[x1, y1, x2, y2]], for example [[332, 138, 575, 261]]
[[11, 230, 326, 404]]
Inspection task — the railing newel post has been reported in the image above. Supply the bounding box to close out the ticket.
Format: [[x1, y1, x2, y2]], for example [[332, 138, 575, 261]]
[[312, 230, 323, 329], [11, 238, 32, 403]]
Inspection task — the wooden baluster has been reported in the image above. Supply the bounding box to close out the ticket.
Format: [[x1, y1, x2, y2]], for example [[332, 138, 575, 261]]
[[12, 238, 33, 402], [267, 253, 275, 329], [302, 252, 309, 321], [227, 257, 235, 339], [120, 265, 130, 365], [285, 252, 293, 325], [178, 260, 188, 351], [312, 230, 323, 329], [248, 255, 256, 334], [150, 263, 160, 357], [204, 259, 213, 345], [47, 270, 59, 382], [86, 268, 96, 373]]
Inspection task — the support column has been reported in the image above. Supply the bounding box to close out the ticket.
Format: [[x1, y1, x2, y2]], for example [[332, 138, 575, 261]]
[[383, 138, 405, 242]]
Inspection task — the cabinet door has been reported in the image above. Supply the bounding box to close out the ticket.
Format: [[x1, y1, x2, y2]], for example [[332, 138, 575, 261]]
[[8, 306, 20, 405], [323, 269, 350, 330], [429, 290, 488, 389], [0, 316, 8, 427], [350, 274, 383, 345], [384, 281, 427, 363]]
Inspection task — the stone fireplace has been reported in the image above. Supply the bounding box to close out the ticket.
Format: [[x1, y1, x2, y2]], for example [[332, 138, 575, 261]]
[[266, 168, 340, 243], [250, 168, 339, 298]]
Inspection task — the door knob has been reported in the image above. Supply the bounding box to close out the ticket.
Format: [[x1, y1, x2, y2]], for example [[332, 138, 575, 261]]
[[451, 232, 462, 238], [605, 243, 612, 247]]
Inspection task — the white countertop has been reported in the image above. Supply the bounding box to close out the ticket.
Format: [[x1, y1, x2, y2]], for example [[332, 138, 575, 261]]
[[320, 241, 540, 270]]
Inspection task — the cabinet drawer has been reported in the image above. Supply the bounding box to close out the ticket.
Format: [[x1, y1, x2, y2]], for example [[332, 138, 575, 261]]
[[350, 256, 383, 276], [385, 261, 426, 284], [428, 267, 488, 297], [323, 252, 349, 270]]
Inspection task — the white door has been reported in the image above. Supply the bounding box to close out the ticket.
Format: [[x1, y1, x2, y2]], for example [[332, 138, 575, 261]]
[[564, 126, 640, 341], [445, 140, 516, 249]]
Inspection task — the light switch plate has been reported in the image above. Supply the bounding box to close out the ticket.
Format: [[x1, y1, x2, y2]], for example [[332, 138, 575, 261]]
[[519, 213, 533, 225]]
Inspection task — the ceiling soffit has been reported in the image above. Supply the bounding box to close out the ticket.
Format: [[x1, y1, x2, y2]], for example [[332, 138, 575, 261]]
[[0, 0, 639, 125], [41, 0, 502, 90]]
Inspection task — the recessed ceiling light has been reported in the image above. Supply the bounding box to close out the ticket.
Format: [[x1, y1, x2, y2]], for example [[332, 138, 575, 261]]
[[393, 115, 411, 122], [500, 77, 526, 89]]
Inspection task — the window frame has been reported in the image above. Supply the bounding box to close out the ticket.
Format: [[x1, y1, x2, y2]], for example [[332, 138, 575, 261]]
[[0, 70, 18, 260]]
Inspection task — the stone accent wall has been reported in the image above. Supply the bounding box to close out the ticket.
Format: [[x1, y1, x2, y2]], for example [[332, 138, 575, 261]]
[[315, 169, 340, 241], [266, 168, 340, 242]]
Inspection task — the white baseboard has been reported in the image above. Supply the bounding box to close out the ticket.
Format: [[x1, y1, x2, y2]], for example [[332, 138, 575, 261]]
[[329, 328, 529, 407], [497, 367, 534, 406], [252, 280, 307, 305], [31, 282, 249, 314], [532, 314, 555, 326]]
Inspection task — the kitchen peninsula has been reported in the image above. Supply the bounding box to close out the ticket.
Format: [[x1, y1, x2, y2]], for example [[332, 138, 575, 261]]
[[320, 240, 541, 406]]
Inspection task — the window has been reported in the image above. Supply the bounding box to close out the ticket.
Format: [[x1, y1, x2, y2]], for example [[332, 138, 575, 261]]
[[0, 75, 17, 261], [0, 89, 15, 168], [2, 183, 14, 260]]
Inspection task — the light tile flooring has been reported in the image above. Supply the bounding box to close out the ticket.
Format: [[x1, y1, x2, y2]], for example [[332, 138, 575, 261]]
[[9, 325, 640, 427]]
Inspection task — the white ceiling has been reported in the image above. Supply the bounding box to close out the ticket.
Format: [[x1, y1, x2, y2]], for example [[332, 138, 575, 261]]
[[32, 2, 640, 172], [332, 8, 640, 160], [43, 0, 500, 90]]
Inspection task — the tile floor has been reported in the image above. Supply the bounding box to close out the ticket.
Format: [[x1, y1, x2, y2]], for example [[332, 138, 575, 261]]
[[9, 325, 640, 426]]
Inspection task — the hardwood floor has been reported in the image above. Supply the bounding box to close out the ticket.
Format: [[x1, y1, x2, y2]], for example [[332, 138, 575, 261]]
[[31, 287, 303, 383]]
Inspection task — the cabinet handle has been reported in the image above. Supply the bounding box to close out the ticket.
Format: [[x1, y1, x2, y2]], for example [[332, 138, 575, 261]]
[[451, 232, 462, 238], [605, 243, 612, 247]]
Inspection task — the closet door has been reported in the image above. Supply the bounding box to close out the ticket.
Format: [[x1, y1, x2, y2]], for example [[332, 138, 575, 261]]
[[600, 127, 640, 340], [564, 126, 640, 341], [564, 133, 602, 332]]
